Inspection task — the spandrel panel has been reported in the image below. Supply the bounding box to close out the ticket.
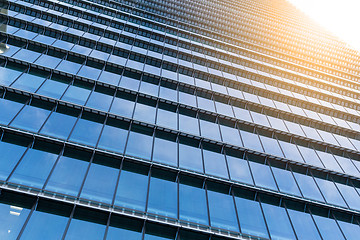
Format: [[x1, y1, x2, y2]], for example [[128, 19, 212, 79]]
[[203, 149, 228, 179], [10, 105, 51, 132], [287, 209, 322, 240], [80, 162, 118, 204], [234, 197, 269, 239], [312, 215, 345, 240], [115, 164, 148, 211], [271, 167, 301, 196], [9, 148, 58, 189], [314, 178, 347, 207], [0, 140, 27, 180], [179, 181, 208, 225], [293, 172, 324, 202], [45, 156, 89, 197], [20, 210, 68, 240], [261, 203, 296, 240], [40, 112, 77, 140], [0, 98, 24, 125], [249, 161, 277, 191], [207, 190, 239, 232], [0, 202, 31, 240], [69, 118, 103, 146], [147, 172, 177, 218]]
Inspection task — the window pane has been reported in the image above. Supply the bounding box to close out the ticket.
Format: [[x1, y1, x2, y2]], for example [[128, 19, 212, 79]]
[[287, 209, 321, 240], [45, 153, 89, 197], [69, 117, 103, 146], [179, 177, 208, 225], [156, 107, 177, 130], [314, 178, 347, 207], [249, 161, 277, 191], [179, 139, 203, 173], [336, 183, 360, 211], [11, 105, 50, 132], [125, 126, 153, 160], [61, 85, 91, 105], [153, 133, 177, 167], [337, 220, 360, 240], [9, 147, 58, 188], [227, 156, 253, 185], [179, 112, 199, 135], [133, 101, 156, 124], [219, 125, 242, 146], [261, 203, 296, 240], [240, 131, 263, 152], [207, 189, 238, 232], [147, 170, 177, 218], [11, 73, 45, 92], [279, 141, 304, 163], [203, 149, 228, 179], [110, 94, 135, 118], [312, 215, 345, 240], [0, 140, 27, 180], [86, 92, 113, 112], [0, 67, 22, 86], [293, 173, 324, 202], [272, 168, 301, 196], [41, 112, 77, 140], [115, 163, 148, 211], [37, 78, 69, 99], [259, 136, 284, 157], [65, 218, 106, 240], [80, 157, 119, 204], [0, 99, 24, 125], [97, 121, 128, 154], [235, 196, 268, 239], [297, 145, 324, 167], [199, 119, 221, 141]]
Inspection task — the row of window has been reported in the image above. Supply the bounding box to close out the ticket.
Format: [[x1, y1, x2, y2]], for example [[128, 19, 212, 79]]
[[1, 62, 360, 157], [1, 134, 360, 240], [8, 0, 360, 93], [2, 94, 360, 208]]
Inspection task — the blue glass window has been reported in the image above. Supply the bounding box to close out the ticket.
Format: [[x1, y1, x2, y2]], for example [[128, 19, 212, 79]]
[[86, 88, 114, 112], [312, 214, 345, 240], [125, 125, 153, 160], [259, 135, 284, 157], [133, 98, 157, 124], [297, 145, 324, 167], [203, 146, 228, 179], [153, 132, 177, 166], [337, 219, 360, 240], [9, 142, 59, 189], [314, 177, 347, 207], [207, 183, 239, 232], [233, 107, 253, 123], [0, 98, 24, 125], [119, 76, 140, 92], [61, 81, 92, 105], [21, 200, 71, 240], [179, 110, 199, 135], [287, 209, 321, 240], [271, 167, 301, 196], [240, 130, 263, 152], [106, 215, 142, 240], [147, 170, 177, 218], [98, 70, 121, 86], [36, 76, 69, 99], [261, 202, 296, 240], [11, 104, 51, 132], [336, 183, 360, 211], [0, 66, 23, 86], [227, 154, 253, 185], [279, 141, 304, 162], [80, 155, 119, 204], [0, 136, 28, 180], [69, 113, 104, 146], [97, 119, 129, 154], [35, 55, 62, 69], [11, 72, 46, 92], [179, 138, 203, 173], [199, 117, 221, 141], [0, 195, 31, 239], [114, 162, 148, 211], [249, 161, 278, 191], [179, 176, 208, 225], [156, 104, 177, 130], [110, 92, 136, 118], [219, 124, 242, 146], [197, 96, 215, 112], [316, 151, 343, 173], [293, 172, 324, 202], [45, 148, 91, 197], [40, 107, 78, 140], [334, 155, 359, 176], [234, 193, 268, 239]]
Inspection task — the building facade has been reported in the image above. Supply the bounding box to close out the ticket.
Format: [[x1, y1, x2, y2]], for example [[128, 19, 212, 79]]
[[0, 0, 360, 239]]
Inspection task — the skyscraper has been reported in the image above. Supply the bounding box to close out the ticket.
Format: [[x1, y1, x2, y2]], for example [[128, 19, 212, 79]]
[[0, 0, 360, 239]]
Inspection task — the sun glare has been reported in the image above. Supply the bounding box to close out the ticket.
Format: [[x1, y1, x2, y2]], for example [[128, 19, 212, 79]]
[[286, 0, 360, 52]]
